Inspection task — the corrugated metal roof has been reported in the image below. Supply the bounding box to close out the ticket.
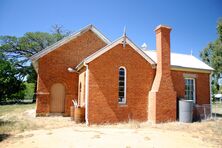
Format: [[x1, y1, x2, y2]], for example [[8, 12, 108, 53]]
[[143, 50, 214, 71]]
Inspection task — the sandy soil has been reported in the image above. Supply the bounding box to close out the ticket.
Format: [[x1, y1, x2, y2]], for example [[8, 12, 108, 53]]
[[2, 125, 214, 148]]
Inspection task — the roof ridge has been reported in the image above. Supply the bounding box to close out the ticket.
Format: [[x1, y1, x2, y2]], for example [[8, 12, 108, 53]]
[[144, 49, 194, 57]]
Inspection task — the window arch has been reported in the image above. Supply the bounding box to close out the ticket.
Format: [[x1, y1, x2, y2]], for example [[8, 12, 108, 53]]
[[118, 67, 126, 104]]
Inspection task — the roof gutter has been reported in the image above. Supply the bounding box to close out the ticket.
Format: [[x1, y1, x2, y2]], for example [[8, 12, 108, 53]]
[[171, 66, 213, 74], [150, 64, 213, 73], [75, 61, 85, 71]]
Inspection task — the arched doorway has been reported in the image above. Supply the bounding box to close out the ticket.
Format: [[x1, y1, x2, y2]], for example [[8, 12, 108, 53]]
[[50, 83, 65, 113]]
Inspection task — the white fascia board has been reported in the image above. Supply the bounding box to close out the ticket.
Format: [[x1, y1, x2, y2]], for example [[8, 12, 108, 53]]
[[32, 60, 39, 72], [125, 37, 156, 65], [30, 24, 111, 62], [91, 26, 111, 45], [84, 36, 156, 66]]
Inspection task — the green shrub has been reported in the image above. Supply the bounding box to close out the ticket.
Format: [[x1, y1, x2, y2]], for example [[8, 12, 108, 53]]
[[23, 82, 35, 100]]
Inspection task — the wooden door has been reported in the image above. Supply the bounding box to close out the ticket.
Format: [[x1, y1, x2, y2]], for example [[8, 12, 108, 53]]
[[50, 83, 65, 113]]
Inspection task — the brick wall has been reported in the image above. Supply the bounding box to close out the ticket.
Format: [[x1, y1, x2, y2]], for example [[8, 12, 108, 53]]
[[171, 70, 210, 104], [36, 30, 107, 116], [87, 44, 155, 124], [148, 26, 177, 123], [35, 26, 211, 123]]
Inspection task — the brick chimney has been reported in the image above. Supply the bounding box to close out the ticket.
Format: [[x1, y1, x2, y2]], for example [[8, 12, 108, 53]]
[[148, 25, 177, 123]]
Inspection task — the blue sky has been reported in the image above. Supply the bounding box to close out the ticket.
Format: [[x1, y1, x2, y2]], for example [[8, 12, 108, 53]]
[[0, 0, 221, 58]]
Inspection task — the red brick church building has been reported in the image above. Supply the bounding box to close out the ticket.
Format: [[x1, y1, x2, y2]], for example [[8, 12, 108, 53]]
[[31, 24, 213, 124]]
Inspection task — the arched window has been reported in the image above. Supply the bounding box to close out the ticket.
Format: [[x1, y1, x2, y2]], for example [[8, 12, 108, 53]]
[[79, 83, 82, 92], [118, 67, 126, 104]]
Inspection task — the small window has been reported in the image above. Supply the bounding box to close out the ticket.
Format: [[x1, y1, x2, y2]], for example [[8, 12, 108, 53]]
[[118, 67, 126, 104], [185, 78, 195, 102]]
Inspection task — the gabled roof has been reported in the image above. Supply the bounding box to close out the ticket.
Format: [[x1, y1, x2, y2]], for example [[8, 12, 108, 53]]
[[75, 36, 156, 70], [76, 39, 213, 73], [30, 24, 111, 62], [144, 50, 214, 72], [30, 24, 213, 73]]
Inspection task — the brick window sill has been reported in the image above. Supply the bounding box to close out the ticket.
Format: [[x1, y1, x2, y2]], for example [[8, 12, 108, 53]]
[[118, 104, 128, 107]]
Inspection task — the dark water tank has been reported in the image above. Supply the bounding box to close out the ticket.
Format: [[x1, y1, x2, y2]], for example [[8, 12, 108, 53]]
[[179, 100, 193, 123]]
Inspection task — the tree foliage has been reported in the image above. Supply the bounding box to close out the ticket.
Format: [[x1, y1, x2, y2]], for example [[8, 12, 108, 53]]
[[0, 25, 70, 103], [0, 54, 25, 103], [0, 25, 70, 80], [200, 18, 222, 94]]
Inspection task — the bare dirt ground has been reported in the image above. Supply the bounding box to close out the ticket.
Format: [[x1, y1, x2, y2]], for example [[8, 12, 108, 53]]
[[0, 104, 222, 148], [1, 124, 216, 148]]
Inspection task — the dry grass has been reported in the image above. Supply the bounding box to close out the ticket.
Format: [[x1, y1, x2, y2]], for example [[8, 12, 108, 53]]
[[152, 120, 222, 146], [0, 104, 78, 135], [89, 120, 144, 129], [0, 104, 36, 134], [0, 104, 35, 116], [0, 103, 222, 146], [88, 119, 222, 146], [212, 102, 222, 114]]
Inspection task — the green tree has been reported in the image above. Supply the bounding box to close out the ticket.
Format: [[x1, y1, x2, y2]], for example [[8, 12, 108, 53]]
[[200, 18, 222, 94], [0, 25, 70, 102], [0, 54, 25, 103]]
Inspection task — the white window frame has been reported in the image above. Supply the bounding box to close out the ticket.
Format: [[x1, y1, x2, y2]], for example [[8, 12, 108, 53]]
[[185, 78, 196, 103], [118, 66, 126, 105]]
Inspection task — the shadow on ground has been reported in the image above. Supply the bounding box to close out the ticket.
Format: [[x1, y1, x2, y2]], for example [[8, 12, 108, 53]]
[[0, 119, 15, 142], [212, 113, 222, 118], [0, 133, 11, 142]]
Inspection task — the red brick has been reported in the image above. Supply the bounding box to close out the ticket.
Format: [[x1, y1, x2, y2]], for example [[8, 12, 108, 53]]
[[171, 71, 210, 104], [148, 26, 177, 123], [88, 44, 155, 124], [35, 25, 211, 124], [36, 30, 107, 116]]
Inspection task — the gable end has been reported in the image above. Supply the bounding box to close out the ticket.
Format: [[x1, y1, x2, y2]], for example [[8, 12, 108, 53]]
[[78, 36, 156, 68], [30, 25, 110, 61]]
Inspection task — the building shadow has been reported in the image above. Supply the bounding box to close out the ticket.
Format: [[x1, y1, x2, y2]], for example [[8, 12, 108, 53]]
[[212, 113, 222, 118], [0, 134, 11, 142]]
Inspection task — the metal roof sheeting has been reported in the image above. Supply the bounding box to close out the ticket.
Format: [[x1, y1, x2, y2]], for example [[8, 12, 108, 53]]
[[143, 50, 214, 71]]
